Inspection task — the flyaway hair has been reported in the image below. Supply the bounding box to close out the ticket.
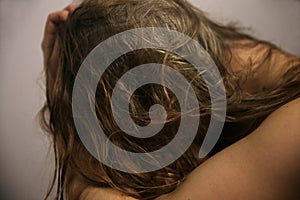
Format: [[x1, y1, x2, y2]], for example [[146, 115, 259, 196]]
[[40, 0, 300, 199]]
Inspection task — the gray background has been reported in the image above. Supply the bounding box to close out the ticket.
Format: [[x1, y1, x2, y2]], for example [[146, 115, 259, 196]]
[[0, 0, 299, 199]]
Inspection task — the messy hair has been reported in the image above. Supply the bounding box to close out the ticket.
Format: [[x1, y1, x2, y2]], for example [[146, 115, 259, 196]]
[[40, 0, 300, 199]]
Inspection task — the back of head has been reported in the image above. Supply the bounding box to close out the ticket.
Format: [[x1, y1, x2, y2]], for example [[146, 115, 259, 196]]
[[42, 0, 289, 199], [54, 1, 212, 198]]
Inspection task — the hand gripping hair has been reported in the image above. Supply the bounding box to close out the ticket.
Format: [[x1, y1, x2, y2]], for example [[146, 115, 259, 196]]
[[40, 0, 300, 199]]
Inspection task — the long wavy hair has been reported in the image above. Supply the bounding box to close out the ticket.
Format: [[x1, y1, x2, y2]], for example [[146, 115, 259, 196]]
[[40, 0, 300, 199]]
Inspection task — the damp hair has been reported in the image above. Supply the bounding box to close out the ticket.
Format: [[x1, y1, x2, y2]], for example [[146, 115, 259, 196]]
[[39, 0, 300, 199]]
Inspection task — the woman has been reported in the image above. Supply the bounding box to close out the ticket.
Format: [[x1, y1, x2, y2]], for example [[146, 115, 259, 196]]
[[41, 0, 300, 199]]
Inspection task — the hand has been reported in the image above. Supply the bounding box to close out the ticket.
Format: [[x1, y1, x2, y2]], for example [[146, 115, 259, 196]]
[[41, 4, 77, 86]]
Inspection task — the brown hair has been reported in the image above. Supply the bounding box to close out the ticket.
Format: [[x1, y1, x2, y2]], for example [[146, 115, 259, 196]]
[[40, 0, 300, 199]]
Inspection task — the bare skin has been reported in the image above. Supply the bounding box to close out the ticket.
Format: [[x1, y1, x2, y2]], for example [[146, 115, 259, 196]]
[[69, 97, 300, 200], [42, 5, 300, 200], [41, 4, 77, 104], [158, 97, 300, 200]]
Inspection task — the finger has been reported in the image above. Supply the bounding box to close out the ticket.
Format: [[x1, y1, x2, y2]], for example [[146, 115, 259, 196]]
[[48, 37, 60, 72], [41, 10, 69, 51], [64, 4, 78, 13], [48, 10, 69, 25], [52, 36, 60, 61], [45, 36, 60, 95], [44, 4, 77, 39], [42, 4, 78, 58]]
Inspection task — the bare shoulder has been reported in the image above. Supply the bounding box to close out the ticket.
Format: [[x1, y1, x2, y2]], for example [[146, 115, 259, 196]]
[[253, 97, 300, 148], [79, 187, 137, 200], [159, 98, 300, 200], [68, 171, 137, 200], [260, 97, 300, 125], [76, 99, 300, 200]]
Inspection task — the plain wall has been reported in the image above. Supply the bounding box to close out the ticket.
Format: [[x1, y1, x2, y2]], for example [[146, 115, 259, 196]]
[[0, 0, 299, 199]]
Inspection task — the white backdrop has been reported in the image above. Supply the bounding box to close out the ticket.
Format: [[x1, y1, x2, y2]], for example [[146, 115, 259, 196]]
[[0, 0, 299, 199]]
